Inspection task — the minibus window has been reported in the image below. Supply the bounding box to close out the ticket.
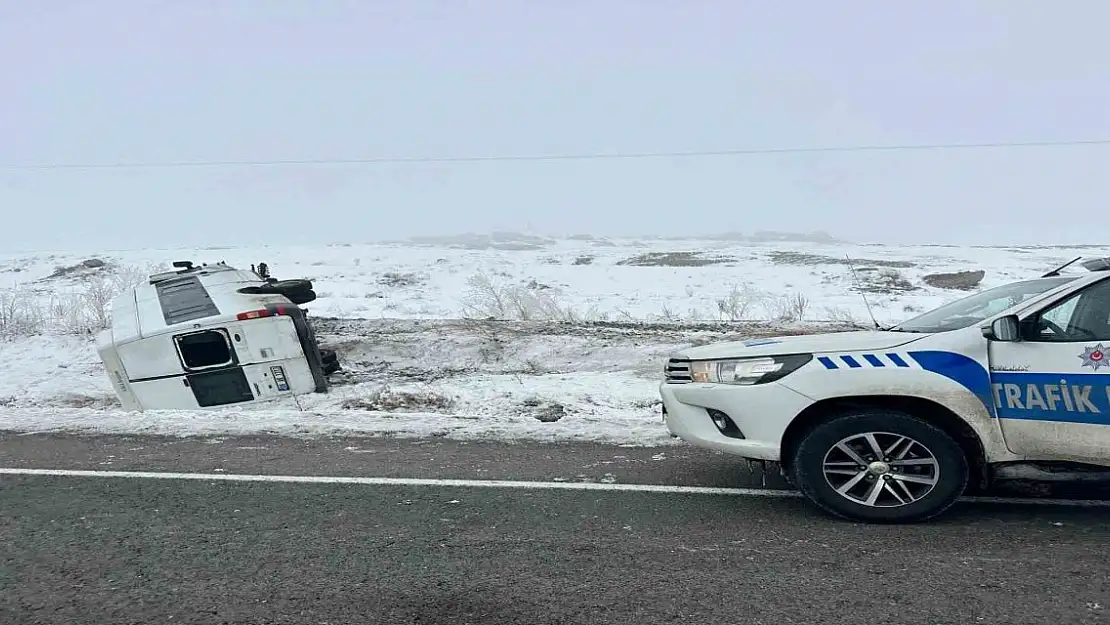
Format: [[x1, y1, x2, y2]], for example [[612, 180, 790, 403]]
[[176, 330, 233, 370]]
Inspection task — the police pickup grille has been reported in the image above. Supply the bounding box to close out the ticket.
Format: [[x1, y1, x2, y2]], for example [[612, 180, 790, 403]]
[[664, 358, 692, 383]]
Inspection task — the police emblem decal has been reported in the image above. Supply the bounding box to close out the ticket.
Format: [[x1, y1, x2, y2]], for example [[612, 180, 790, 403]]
[[1079, 344, 1109, 371]]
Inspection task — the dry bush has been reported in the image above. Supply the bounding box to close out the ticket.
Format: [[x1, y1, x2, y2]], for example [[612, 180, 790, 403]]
[[340, 386, 456, 413], [78, 275, 119, 331], [713, 284, 809, 322], [715, 283, 765, 321], [0, 262, 166, 338], [378, 271, 426, 288], [519, 397, 566, 422], [854, 268, 918, 294], [768, 251, 914, 269], [656, 304, 682, 322], [66, 262, 166, 333], [112, 264, 156, 290], [459, 272, 584, 322], [45, 258, 109, 280], [762, 292, 810, 322], [55, 392, 121, 409], [922, 269, 985, 291], [613, 308, 636, 322], [617, 251, 733, 267], [0, 287, 45, 336], [820, 306, 860, 324]]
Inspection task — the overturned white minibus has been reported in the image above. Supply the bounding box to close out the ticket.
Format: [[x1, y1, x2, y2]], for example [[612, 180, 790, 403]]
[[96, 260, 339, 411]]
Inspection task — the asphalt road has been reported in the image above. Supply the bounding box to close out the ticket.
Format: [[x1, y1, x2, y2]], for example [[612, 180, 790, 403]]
[[0, 432, 794, 489], [2, 432, 1110, 624]]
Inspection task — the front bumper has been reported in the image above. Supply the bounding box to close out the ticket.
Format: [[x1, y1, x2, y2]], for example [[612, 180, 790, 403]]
[[659, 380, 814, 461]]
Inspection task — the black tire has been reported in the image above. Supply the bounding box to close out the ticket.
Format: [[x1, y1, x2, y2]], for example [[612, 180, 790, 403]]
[[322, 360, 342, 375], [269, 279, 313, 292], [285, 289, 317, 305], [319, 348, 338, 363], [238, 279, 314, 296], [791, 410, 969, 524]]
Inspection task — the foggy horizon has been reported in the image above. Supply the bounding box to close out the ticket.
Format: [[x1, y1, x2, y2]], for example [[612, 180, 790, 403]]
[[8, 226, 1108, 257], [4, 1, 1109, 252]]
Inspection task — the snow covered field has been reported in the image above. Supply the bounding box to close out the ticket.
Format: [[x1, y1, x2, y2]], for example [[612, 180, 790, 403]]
[[0, 233, 1104, 444]]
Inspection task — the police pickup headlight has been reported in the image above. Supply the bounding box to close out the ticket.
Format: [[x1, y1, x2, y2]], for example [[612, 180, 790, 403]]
[[689, 354, 812, 385]]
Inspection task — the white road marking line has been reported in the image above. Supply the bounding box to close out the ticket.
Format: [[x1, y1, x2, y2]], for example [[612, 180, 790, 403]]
[[0, 468, 795, 497], [0, 467, 1108, 508]]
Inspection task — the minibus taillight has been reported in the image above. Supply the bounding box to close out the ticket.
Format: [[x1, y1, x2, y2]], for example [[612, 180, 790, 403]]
[[236, 304, 293, 321]]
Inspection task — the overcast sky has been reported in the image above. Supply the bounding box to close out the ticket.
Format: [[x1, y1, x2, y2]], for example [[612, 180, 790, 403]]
[[2, 1, 1109, 252]]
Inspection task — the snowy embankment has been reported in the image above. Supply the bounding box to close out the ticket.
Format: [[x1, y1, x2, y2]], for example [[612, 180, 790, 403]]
[[0, 318, 856, 444], [0, 234, 1100, 443]]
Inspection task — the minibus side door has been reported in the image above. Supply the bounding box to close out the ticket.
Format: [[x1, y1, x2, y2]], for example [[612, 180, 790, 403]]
[[173, 327, 256, 407]]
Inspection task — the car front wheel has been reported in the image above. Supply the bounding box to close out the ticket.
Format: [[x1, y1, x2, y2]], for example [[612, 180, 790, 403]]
[[790, 410, 969, 523]]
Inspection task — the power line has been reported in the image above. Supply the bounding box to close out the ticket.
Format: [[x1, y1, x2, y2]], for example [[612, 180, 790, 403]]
[[3, 138, 1110, 171]]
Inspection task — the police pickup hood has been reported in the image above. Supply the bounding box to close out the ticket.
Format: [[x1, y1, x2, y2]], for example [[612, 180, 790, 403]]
[[674, 330, 929, 361]]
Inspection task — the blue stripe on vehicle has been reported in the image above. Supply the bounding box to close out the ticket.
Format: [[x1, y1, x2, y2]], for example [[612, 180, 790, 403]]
[[840, 355, 862, 368], [908, 350, 994, 416], [862, 354, 884, 368], [820, 353, 912, 370]]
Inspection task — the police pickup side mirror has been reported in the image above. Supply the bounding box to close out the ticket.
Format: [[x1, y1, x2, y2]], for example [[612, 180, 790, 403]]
[[982, 314, 1021, 342]]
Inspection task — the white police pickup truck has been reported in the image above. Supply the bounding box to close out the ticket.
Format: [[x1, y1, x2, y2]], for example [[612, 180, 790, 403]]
[[660, 257, 1110, 523]]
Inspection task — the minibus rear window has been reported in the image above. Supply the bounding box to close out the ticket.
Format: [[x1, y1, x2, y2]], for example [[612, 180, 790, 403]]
[[176, 330, 233, 370]]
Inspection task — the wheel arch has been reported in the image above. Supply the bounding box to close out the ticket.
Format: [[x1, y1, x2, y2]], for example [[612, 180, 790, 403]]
[[780, 395, 989, 490]]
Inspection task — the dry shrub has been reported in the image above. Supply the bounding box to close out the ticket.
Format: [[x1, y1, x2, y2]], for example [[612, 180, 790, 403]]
[[768, 251, 915, 269], [341, 386, 456, 413], [656, 304, 682, 322], [459, 272, 584, 322], [378, 272, 426, 288], [519, 397, 566, 422], [821, 306, 861, 324], [715, 284, 764, 321], [854, 268, 918, 294], [715, 284, 809, 322], [0, 287, 44, 336], [617, 251, 733, 267], [45, 258, 109, 280], [762, 292, 810, 322], [0, 262, 166, 338], [922, 269, 985, 291]]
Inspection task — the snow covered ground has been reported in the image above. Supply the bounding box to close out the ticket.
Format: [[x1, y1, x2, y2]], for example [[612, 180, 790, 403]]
[[0, 316, 855, 444], [0, 233, 1104, 443]]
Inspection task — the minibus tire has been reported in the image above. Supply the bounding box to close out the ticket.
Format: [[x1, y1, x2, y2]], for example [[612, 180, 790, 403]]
[[286, 289, 317, 305], [269, 279, 313, 292], [242, 279, 314, 296]]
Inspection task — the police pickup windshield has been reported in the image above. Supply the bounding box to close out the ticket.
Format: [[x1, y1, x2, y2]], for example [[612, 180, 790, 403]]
[[890, 277, 1077, 334]]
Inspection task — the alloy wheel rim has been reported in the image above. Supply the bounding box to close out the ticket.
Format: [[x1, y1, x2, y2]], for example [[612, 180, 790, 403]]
[[822, 431, 941, 508]]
